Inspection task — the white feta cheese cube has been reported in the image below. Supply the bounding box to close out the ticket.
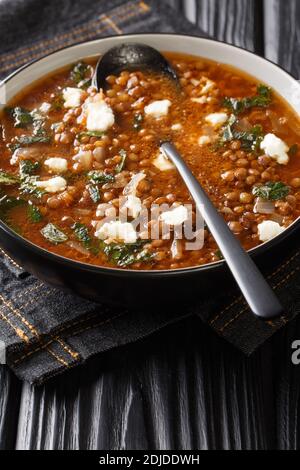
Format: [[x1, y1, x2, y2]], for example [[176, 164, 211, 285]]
[[34, 176, 67, 193], [95, 221, 137, 244], [144, 100, 171, 118], [160, 205, 189, 226], [200, 79, 215, 95], [39, 102, 52, 113], [198, 135, 211, 145], [153, 151, 175, 171], [63, 87, 85, 108], [257, 220, 285, 242], [260, 133, 290, 165], [44, 157, 68, 173], [86, 99, 115, 132], [73, 150, 93, 169], [124, 195, 143, 218], [191, 97, 207, 104], [205, 113, 228, 127], [171, 123, 182, 131]]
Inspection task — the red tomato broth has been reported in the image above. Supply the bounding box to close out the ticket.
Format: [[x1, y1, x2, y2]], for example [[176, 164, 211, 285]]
[[0, 52, 299, 270]]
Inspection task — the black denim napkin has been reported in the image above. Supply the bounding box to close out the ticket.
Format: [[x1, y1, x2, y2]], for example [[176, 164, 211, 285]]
[[0, 0, 299, 384]]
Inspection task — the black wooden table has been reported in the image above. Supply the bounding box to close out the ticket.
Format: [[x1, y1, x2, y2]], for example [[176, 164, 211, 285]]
[[0, 0, 300, 450]]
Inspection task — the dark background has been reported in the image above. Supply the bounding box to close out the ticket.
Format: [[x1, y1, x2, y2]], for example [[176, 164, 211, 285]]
[[0, 0, 300, 450]]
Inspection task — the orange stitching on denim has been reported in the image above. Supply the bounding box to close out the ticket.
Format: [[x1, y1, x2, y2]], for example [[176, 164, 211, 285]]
[[56, 338, 79, 359], [0, 27, 110, 73], [12, 310, 100, 365], [13, 282, 44, 302], [139, 1, 151, 12], [219, 305, 249, 333], [210, 250, 300, 326], [0, 0, 148, 71], [12, 311, 99, 364], [0, 1, 139, 64], [46, 347, 69, 368], [14, 338, 54, 364], [272, 266, 300, 290], [210, 295, 243, 326], [0, 288, 80, 364], [266, 251, 300, 279], [0, 21, 101, 64], [0, 309, 29, 343], [219, 266, 300, 333], [102, 14, 123, 34], [0, 247, 22, 270], [48, 311, 100, 337], [64, 312, 125, 339], [0, 292, 38, 336], [0, 16, 120, 73], [2, 291, 53, 331], [13, 311, 123, 365]]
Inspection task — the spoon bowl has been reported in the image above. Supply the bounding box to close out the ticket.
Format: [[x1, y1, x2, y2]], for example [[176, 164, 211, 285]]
[[93, 42, 179, 90]]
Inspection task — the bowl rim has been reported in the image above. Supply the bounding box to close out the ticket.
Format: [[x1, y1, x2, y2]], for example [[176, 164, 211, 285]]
[[0, 32, 299, 278]]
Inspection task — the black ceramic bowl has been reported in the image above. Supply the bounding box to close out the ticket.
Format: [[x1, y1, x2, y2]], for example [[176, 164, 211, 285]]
[[0, 34, 299, 307]]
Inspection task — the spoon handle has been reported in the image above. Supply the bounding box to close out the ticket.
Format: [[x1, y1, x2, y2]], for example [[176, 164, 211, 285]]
[[161, 142, 284, 320]]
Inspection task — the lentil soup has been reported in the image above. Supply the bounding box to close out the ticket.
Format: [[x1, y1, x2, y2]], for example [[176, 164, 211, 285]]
[[0, 52, 299, 270]]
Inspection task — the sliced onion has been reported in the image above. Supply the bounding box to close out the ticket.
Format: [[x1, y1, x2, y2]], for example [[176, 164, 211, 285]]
[[254, 197, 275, 214], [236, 118, 251, 132], [67, 241, 90, 256], [266, 110, 289, 136], [123, 172, 146, 196]]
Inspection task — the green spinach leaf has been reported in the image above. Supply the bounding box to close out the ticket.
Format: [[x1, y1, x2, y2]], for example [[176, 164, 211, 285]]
[[87, 171, 115, 185], [223, 84, 272, 115], [5, 107, 34, 128], [20, 176, 44, 198], [72, 222, 91, 246], [10, 134, 51, 152], [0, 171, 19, 185], [0, 195, 26, 212], [252, 181, 290, 201], [133, 113, 144, 130], [220, 115, 264, 152], [70, 62, 92, 89], [19, 160, 40, 177], [28, 204, 43, 223], [101, 240, 154, 267], [72, 222, 100, 254], [88, 184, 101, 203], [41, 223, 68, 244]]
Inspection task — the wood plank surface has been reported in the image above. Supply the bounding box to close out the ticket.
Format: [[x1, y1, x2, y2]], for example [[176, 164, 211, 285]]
[[264, 0, 300, 77], [14, 319, 273, 450], [0, 0, 299, 450]]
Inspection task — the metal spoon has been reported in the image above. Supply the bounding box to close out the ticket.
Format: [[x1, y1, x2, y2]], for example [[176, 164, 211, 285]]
[[161, 142, 283, 320], [93, 43, 179, 90], [93, 43, 283, 319]]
